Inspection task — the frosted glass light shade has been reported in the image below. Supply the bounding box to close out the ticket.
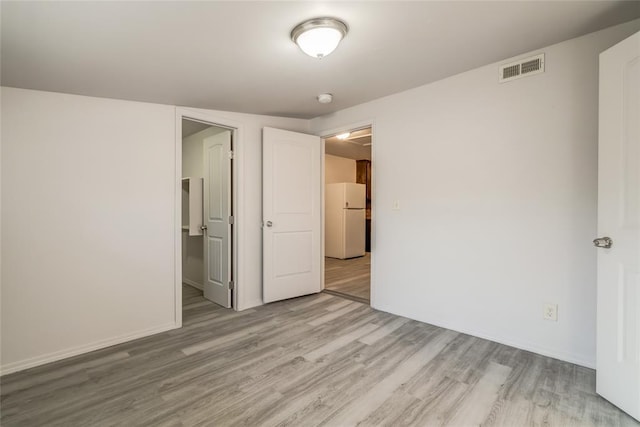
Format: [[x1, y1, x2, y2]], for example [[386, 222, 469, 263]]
[[296, 27, 342, 58], [291, 18, 348, 59]]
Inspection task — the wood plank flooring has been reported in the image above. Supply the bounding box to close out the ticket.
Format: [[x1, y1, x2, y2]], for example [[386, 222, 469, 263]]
[[325, 253, 370, 303], [1, 285, 636, 426]]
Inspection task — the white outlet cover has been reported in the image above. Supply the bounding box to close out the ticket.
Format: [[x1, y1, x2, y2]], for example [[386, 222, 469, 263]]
[[392, 200, 400, 210], [544, 303, 558, 321]]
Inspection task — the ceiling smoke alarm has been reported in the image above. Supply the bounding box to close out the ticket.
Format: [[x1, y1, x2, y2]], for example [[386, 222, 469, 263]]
[[317, 93, 333, 104]]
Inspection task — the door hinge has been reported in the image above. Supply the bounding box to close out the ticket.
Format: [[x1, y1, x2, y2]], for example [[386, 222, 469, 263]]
[[228, 280, 234, 290], [229, 216, 234, 225], [228, 150, 234, 159]]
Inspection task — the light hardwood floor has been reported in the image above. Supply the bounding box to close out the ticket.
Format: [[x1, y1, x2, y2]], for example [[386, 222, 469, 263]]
[[1, 285, 636, 426], [325, 253, 371, 303]]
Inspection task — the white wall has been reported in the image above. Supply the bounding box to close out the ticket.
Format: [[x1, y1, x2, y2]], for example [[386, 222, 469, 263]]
[[1, 87, 177, 373], [325, 154, 356, 184], [3, 21, 636, 375], [1, 88, 309, 374], [311, 20, 640, 368], [181, 126, 226, 289]]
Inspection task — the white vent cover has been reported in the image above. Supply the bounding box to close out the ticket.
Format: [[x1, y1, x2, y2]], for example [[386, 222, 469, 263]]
[[499, 53, 545, 83]]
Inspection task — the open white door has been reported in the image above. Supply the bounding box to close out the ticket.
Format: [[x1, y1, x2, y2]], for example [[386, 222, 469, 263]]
[[203, 130, 232, 308], [263, 127, 322, 303], [596, 31, 640, 421]]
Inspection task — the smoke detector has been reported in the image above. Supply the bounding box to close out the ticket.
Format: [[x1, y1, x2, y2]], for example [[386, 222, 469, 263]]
[[317, 93, 333, 104]]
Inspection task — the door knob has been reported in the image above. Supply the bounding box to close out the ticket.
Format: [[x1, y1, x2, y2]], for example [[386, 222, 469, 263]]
[[200, 225, 207, 231], [593, 237, 612, 248], [265, 221, 273, 228]]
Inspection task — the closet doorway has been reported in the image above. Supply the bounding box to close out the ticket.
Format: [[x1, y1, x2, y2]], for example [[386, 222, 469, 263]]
[[323, 127, 372, 304], [181, 118, 235, 312]]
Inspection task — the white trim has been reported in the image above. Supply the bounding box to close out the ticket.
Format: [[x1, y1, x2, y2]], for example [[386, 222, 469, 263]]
[[0, 322, 178, 376], [175, 108, 243, 311], [471, 328, 595, 368], [376, 303, 595, 369], [321, 138, 326, 291], [316, 119, 376, 307], [241, 298, 265, 310], [183, 278, 203, 291], [174, 109, 183, 326]]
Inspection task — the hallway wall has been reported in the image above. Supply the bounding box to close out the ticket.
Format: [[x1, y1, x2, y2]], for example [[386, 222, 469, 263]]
[[325, 154, 356, 184]]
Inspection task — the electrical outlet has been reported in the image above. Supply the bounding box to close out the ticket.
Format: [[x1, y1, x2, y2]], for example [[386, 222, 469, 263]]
[[544, 304, 558, 321], [392, 200, 400, 210]]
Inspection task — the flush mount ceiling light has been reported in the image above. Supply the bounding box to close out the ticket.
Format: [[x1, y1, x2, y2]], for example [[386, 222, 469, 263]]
[[291, 17, 348, 59], [336, 132, 350, 140]]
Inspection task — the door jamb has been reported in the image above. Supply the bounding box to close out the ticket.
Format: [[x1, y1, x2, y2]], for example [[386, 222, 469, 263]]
[[316, 119, 376, 307], [175, 108, 242, 326]]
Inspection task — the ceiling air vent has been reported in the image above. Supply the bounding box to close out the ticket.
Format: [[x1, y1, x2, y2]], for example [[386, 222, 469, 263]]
[[499, 53, 544, 83]]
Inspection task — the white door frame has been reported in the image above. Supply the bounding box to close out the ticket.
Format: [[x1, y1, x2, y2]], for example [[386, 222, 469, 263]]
[[175, 107, 241, 326], [317, 119, 376, 306]]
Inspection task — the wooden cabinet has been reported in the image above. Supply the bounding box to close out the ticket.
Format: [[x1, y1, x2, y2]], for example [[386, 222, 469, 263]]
[[356, 160, 372, 252], [356, 160, 372, 215]]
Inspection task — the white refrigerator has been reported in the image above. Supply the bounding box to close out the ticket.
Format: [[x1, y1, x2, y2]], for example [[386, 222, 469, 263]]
[[325, 183, 366, 259]]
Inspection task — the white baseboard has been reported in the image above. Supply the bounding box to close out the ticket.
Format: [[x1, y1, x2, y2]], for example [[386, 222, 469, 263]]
[[239, 298, 264, 311], [0, 322, 179, 376], [373, 303, 595, 369], [183, 278, 203, 290], [453, 325, 596, 369]]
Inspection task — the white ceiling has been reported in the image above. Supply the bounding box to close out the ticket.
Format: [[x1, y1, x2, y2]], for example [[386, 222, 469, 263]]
[[325, 127, 372, 160], [182, 119, 212, 138], [2, 1, 638, 119]]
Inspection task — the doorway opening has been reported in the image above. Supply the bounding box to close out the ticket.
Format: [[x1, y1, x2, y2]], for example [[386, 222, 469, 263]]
[[180, 117, 235, 315], [323, 127, 372, 304]]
